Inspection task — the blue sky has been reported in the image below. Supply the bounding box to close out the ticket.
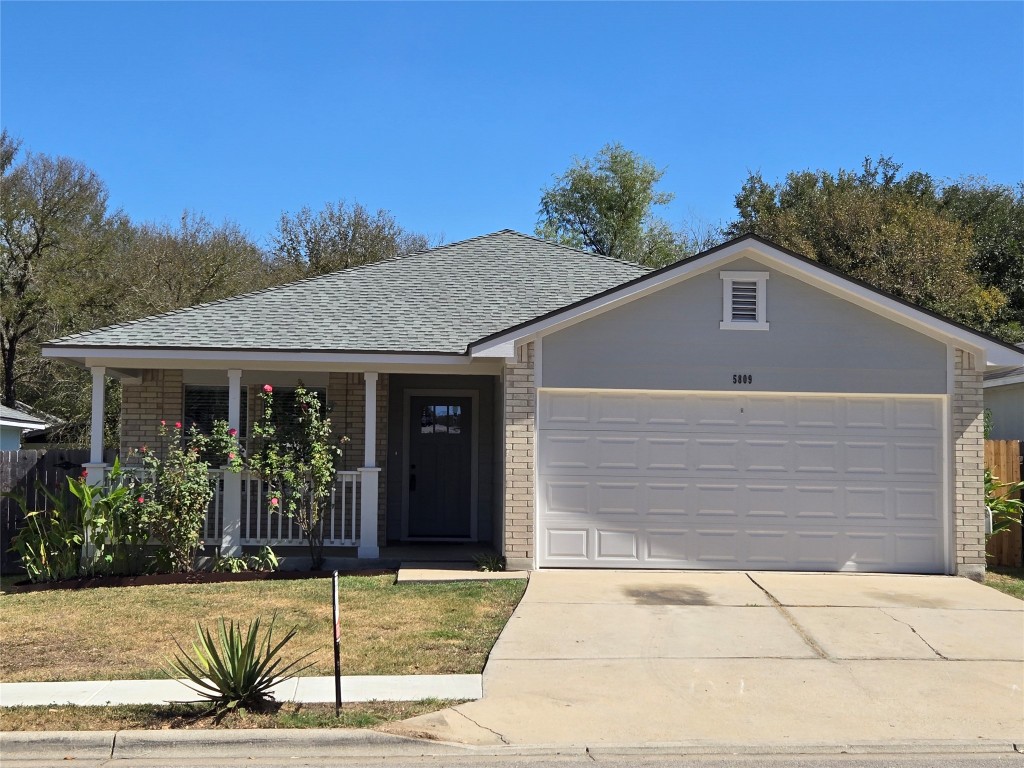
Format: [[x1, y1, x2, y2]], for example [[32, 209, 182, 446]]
[[2, 2, 1022, 247]]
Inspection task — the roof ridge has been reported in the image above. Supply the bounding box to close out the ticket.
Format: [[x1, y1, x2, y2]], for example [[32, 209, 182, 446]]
[[500, 229, 654, 272]]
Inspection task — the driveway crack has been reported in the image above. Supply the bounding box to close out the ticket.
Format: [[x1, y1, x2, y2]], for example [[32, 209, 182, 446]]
[[878, 608, 948, 660], [453, 708, 509, 745], [746, 573, 831, 661]]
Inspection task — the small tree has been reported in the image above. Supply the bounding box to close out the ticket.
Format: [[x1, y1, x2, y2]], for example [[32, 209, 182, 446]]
[[249, 385, 344, 570], [132, 420, 241, 573]]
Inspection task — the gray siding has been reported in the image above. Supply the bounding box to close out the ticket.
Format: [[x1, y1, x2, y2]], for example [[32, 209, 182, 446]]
[[543, 257, 947, 394], [985, 383, 1024, 440]]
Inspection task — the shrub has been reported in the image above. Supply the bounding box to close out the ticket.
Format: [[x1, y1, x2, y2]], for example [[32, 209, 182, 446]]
[[67, 458, 148, 577], [213, 545, 279, 573], [167, 614, 313, 716], [986, 469, 1024, 538], [131, 421, 241, 573], [249, 385, 345, 570]]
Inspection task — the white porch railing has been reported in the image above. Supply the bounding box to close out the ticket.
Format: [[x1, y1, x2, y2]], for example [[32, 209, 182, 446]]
[[133, 468, 361, 549]]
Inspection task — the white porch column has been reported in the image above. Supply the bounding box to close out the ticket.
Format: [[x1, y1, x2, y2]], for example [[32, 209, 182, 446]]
[[358, 372, 380, 558], [221, 369, 243, 556], [84, 366, 107, 487]]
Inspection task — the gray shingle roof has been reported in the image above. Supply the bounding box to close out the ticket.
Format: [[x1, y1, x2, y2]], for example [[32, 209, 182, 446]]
[[46, 230, 649, 354], [985, 343, 1024, 382]]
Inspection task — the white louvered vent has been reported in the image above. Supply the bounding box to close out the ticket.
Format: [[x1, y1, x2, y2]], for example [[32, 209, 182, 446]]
[[720, 271, 769, 330], [730, 280, 758, 322]]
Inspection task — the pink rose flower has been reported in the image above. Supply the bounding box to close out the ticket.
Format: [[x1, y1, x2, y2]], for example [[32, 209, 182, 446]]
[[270, 497, 279, 507], [228, 452, 236, 460], [174, 421, 182, 429], [137, 496, 145, 504], [263, 384, 273, 393], [140, 445, 147, 454], [228, 428, 238, 437], [160, 420, 166, 426], [80, 469, 88, 479]]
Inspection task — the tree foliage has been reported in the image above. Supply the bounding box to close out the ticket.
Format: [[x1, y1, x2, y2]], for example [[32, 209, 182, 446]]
[[271, 200, 432, 278], [727, 157, 1011, 335], [536, 143, 685, 267], [0, 130, 119, 407]]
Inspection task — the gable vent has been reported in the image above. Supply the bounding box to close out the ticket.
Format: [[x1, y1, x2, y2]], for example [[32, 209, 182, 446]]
[[731, 280, 758, 322]]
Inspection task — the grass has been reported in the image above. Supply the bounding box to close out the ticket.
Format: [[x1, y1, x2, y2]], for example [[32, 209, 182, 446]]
[[0, 699, 462, 731], [0, 574, 525, 683], [984, 566, 1024, 600]]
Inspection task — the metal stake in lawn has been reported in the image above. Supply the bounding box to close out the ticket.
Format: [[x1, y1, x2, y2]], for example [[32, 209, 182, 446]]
[[332, 570, 342, 715]]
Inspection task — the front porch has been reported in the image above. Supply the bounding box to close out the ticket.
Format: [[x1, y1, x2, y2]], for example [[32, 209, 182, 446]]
[[82, 362, 517, 566]]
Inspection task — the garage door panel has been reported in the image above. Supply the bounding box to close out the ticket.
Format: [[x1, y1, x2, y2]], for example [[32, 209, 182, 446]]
[[539, 391, 942, 437], [538, 391, 946, 573], [540, 432, 942, 482]]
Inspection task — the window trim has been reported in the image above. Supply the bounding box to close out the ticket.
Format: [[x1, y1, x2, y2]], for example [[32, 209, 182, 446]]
[[720, 270, 769, 331]]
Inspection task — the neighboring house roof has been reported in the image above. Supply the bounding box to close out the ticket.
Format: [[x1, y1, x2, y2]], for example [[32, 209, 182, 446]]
[[984, 343, 1024, 388], [44, 230, 649, 355], [0, 404, 50, 432]]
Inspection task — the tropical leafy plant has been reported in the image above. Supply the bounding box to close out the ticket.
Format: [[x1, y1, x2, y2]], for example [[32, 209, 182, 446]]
[[249, 385, 345, 570], [7, 479, 83, 582], [213, 545, 279, 574], [66, 457, 145, 576], [167, 614, 313, 716], [986, 469, 1024, 538]]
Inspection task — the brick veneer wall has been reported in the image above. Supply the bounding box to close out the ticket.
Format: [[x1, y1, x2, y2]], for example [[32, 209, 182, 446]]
[[120, 370, 184, 461], [953, 348, 986, 581], [327, 373, 389, 542], [503, 342, 535, 568]]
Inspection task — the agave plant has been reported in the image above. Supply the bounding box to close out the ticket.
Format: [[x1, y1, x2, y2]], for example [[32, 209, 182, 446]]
[[167, 614, 313, 714]]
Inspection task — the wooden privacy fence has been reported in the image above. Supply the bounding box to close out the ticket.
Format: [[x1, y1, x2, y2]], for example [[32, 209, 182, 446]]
[[986, 440, 1023, 568], [0, 448, 109, 574]]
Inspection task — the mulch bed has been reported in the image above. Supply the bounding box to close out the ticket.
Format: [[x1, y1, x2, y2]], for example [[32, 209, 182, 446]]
[[5, 569, 395, 594]]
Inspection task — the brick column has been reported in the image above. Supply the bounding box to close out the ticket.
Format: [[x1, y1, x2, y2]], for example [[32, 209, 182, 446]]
[[503, 342, 535, 569], [953, 348, 986, 581]]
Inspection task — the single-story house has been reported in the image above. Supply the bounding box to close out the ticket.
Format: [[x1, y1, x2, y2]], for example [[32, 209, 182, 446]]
[[0, 404, 53, 451], [983, 343, 1024, 440], [42, 231, 1024, 579]]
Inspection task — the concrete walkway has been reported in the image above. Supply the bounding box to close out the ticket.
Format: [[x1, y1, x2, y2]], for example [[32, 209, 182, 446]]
[[0, 674, 481, 707], [397, 571, 1024, 746]]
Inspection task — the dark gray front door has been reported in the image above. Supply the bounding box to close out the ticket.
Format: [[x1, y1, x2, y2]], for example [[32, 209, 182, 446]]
[[407, 396, 473, 538]]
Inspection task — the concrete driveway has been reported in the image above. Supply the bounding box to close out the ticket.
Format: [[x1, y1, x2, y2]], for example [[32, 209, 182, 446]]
[[399, 571, 1024, 747]]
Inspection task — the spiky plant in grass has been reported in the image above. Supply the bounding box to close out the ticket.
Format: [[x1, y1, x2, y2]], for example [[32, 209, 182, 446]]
[[167, 614, 314, 717]]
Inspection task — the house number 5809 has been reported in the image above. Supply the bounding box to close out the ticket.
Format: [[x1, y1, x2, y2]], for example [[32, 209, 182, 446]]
[[732, 374, 753, 384]]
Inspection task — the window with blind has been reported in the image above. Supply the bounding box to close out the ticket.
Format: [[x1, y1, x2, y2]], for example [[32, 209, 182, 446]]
[[719, 271, 769, 331], [183, 386, 249, 439]]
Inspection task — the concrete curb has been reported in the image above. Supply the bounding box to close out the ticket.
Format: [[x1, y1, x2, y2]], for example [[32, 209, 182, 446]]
[[2, 730, 1020, 761]]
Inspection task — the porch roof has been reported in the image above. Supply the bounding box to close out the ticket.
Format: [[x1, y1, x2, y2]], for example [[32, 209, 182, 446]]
[[43, 231, 648, 357]]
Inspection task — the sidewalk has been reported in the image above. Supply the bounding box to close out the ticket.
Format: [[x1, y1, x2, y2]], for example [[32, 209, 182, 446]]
[[0, 674, 481, 707]]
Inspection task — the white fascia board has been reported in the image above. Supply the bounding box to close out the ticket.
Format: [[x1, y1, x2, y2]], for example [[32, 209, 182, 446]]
[[471, 241, 1024, 370], [472, 340, 516, 358], [984, 373, 1024, 389], [43, 347, 501, 375], [0, 417, 48, 430]]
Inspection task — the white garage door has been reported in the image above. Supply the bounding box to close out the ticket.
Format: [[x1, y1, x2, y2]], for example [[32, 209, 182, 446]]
[[537, 390, 947, 573]]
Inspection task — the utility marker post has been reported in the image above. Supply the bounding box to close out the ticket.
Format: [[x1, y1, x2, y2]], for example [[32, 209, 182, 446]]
[[332, 570, 342, 715]]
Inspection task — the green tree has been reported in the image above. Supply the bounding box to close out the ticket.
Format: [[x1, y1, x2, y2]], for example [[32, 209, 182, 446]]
[[727, 157, 1007, 331], [939, 179, 1024, 341], [116, 211, 271, 316], [271, 200, 432, 278], [0, 131, 120, 407], [536, 143, 683, 267]]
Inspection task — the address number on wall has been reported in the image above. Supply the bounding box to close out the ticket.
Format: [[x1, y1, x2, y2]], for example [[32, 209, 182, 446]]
[[732, 374, 753, 384]]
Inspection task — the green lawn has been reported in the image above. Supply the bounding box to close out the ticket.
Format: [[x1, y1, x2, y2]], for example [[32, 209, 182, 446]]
[[0, 574, 526, 682], [985, 566, 1024, 600]]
